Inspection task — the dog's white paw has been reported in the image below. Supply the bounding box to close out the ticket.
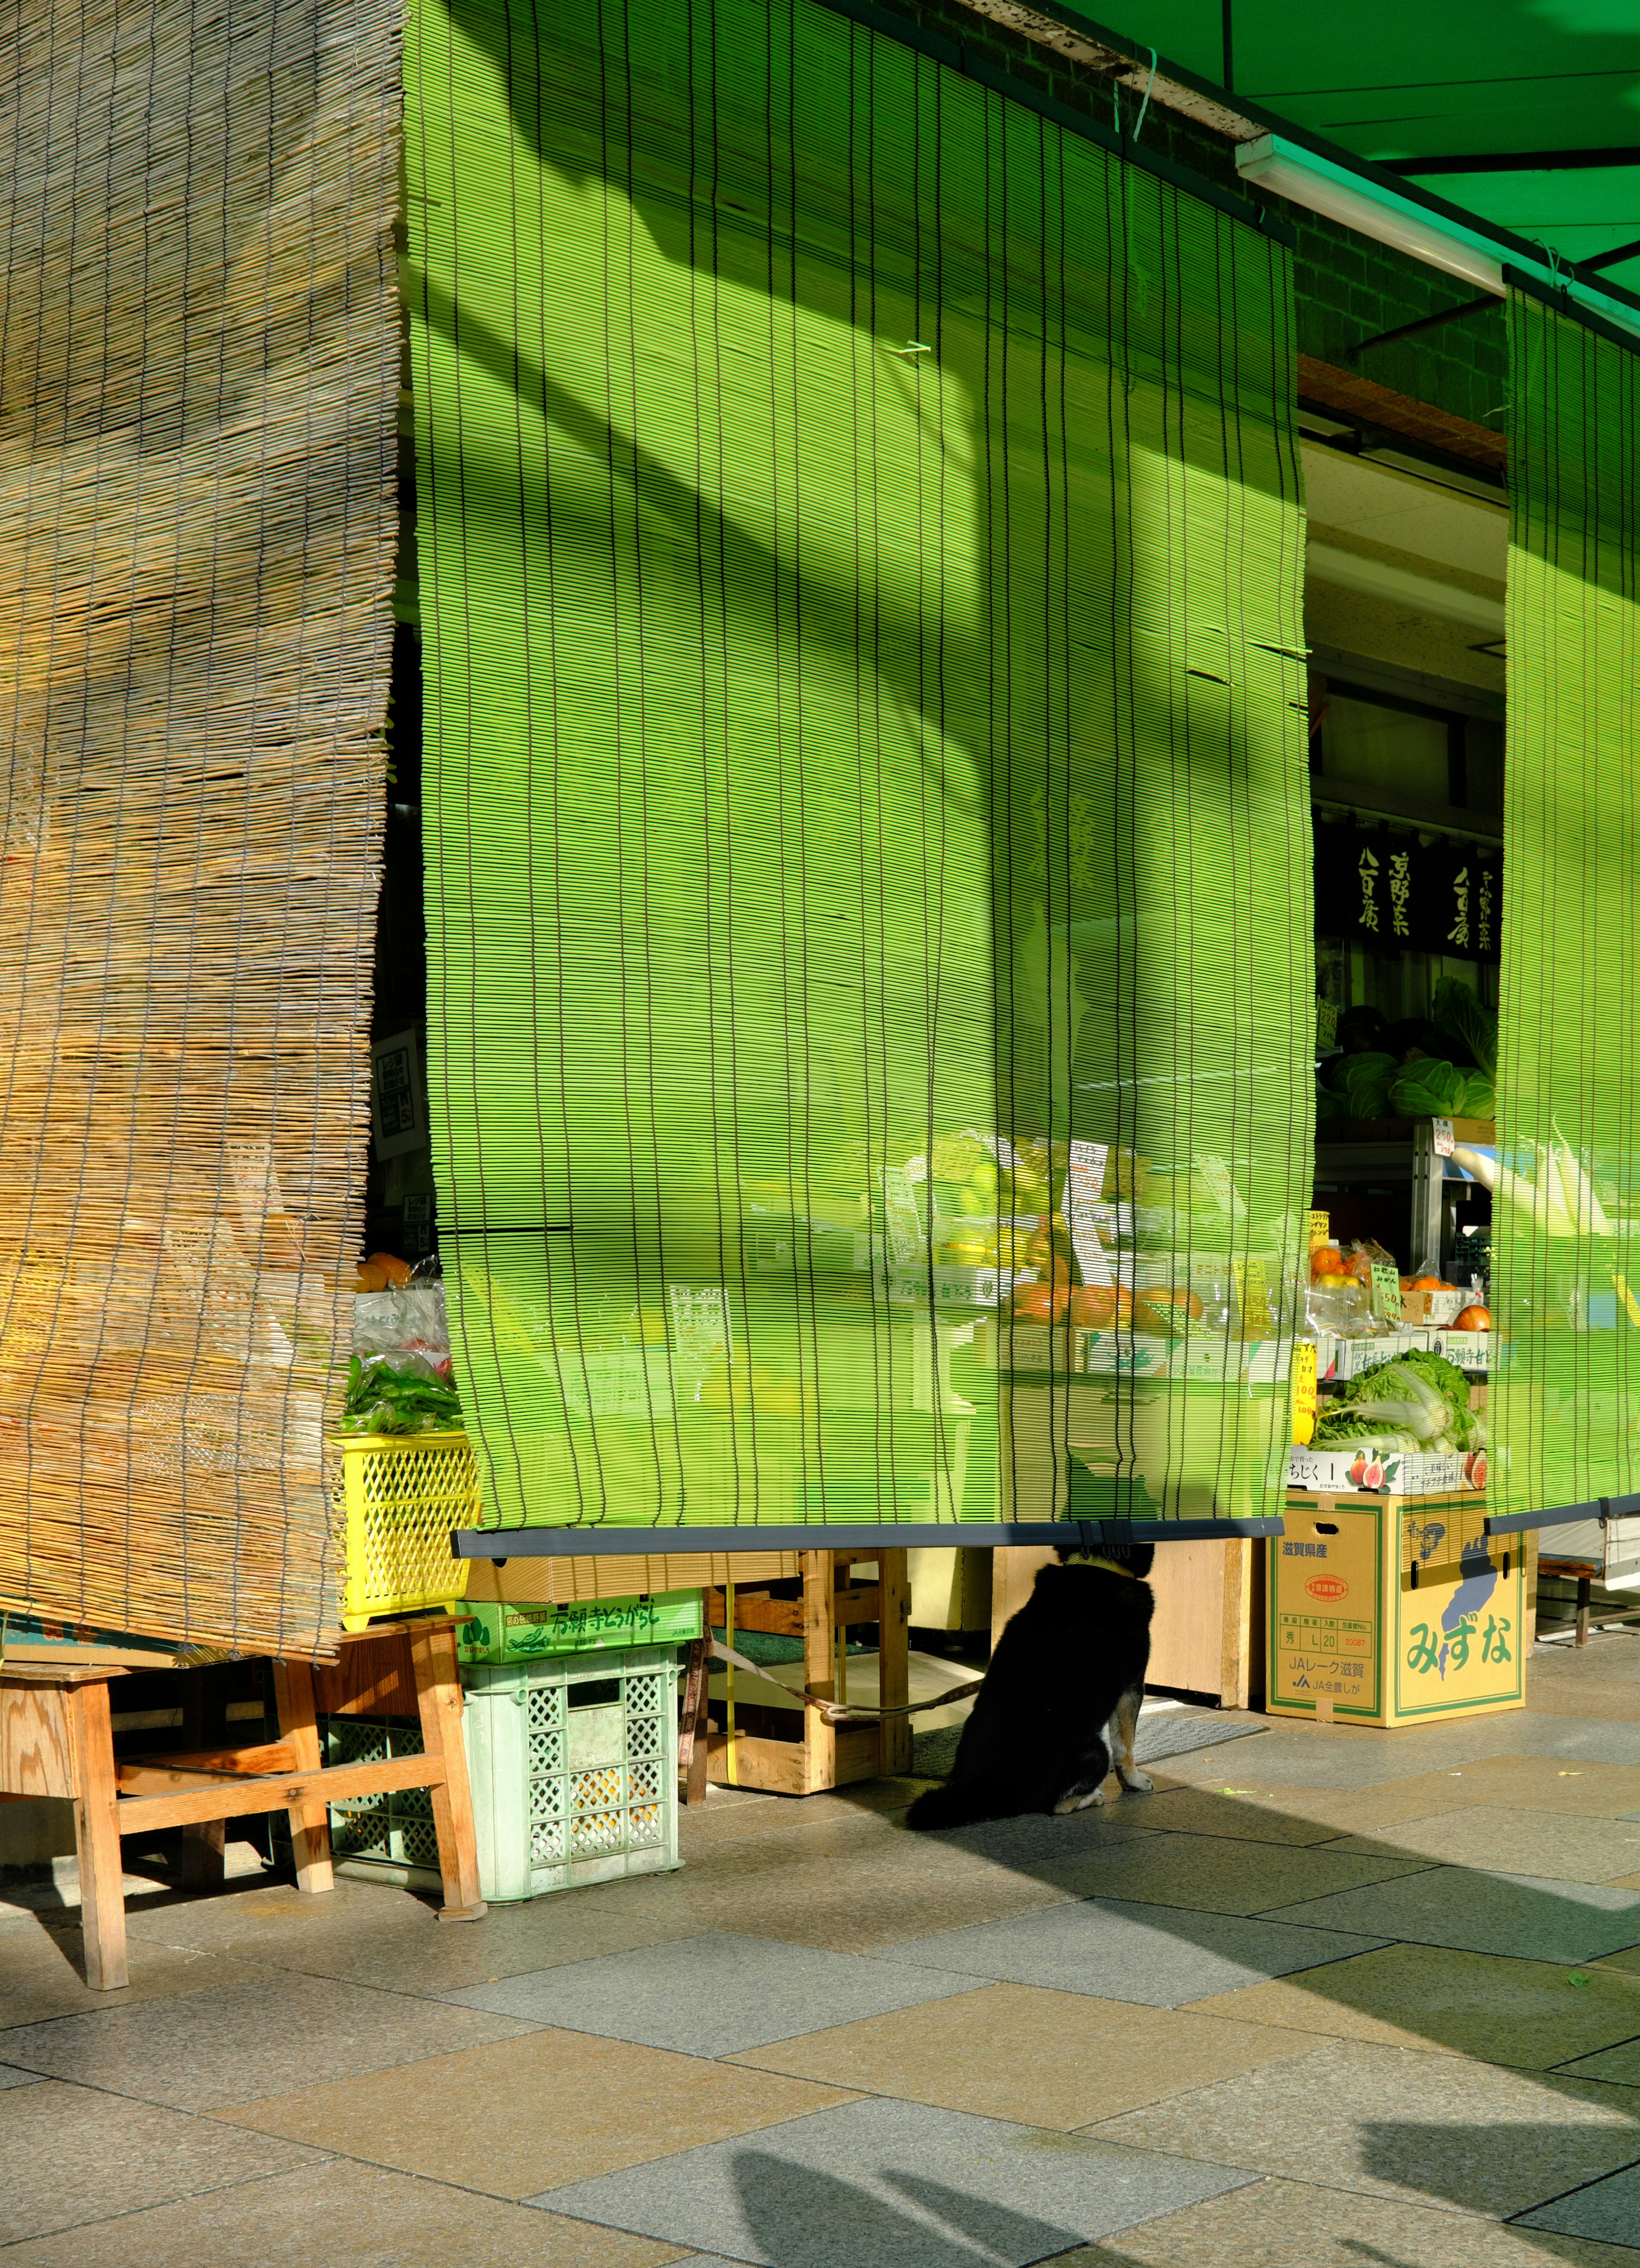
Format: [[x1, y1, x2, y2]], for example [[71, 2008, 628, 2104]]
[[1052, 1786, 1106, 1814], [1117, 1766, 1154, 1793]]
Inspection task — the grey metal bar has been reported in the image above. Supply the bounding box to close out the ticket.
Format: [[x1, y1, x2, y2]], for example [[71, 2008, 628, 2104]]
[[451, 1517, 1286, 1559]]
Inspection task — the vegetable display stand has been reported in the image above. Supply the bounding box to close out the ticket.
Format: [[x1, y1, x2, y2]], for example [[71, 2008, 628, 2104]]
[[0, 1614, 487, 1990], [333, 1431, 478, 1631], [702, 1549, 912, 1795], [1271, 1492, 1524, 1728], [461, 1643, 681, 1900]]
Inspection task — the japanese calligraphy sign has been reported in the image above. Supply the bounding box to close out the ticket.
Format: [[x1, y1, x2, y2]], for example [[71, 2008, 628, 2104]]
[[1313, 815, 1501, 964]]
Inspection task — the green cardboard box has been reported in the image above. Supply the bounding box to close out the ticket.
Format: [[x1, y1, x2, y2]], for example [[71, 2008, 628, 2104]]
[[455, 1589, 703, 1663]]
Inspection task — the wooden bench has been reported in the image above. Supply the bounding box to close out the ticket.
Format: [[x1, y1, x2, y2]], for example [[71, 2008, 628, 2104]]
[[0, 1613, 486, 1990]]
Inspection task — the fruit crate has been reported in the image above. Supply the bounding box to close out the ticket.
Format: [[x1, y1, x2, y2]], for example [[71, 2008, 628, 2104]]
[[463, 1644, 682, 1902], [331, 1431, 478, 1631], [322, 1714, 439, 1873]]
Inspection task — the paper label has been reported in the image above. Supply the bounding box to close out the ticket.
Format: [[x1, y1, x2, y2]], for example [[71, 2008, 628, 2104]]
[[1370, 1263, 1403, 1322], [1317, 998, 1338, 1049], [1234, 1256, 1273, 1337], [1290, 1339, 1318, 1446], [1066, 1139, 1113, 1287], [1432, 1116, 1456, 1158], [1307, 1209, 1331, 1251], [880, 1167, 924, 1265]]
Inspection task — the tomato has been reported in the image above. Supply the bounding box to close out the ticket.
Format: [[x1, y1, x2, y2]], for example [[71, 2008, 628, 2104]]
[[1069, 1285, 1117, 1327]]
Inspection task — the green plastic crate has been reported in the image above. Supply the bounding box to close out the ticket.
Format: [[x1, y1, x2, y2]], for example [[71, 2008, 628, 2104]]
[[455, 1590, 702, 1664], [462, 1643, 682, 1902], [312, 1715, 437, 1880]]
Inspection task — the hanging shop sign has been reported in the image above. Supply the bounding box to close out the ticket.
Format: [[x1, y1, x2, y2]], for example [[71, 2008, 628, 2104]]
[[1313, 815, 1501, 964]]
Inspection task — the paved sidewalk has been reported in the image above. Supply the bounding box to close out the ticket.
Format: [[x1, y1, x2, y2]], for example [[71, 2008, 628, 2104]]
[[3, 1638, 1640, 2263]]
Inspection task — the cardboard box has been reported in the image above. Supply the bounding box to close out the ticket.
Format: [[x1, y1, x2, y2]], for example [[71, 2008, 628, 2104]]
[[1284, 1444, 1482, 1494], [1081, 1330, 1174, 1376], [1270, 1495, 1523, 1727], [1435, 1329, 1499, 1372], [1324, 1329, 1433, 1381], [1403, 1287, 1467, 1327], [456, 1590, 703, 1663]]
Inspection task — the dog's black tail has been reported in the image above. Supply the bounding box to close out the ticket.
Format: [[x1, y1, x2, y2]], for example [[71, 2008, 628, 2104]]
[[905, 1781, 1004, 1832]]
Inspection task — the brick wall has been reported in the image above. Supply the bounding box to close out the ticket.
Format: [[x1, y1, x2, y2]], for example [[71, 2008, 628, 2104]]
[[852, 0, 1508, 439]]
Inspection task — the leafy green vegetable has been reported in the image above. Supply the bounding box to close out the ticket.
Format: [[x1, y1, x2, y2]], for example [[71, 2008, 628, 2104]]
[[1312, 1344, 1478, 1453], [1432, 977, 1497, 1078], [1328, 1051, 1397, 1119], [1388, 1058, 1468, 1118], [1460, 1070, 1495, 1118], [339, 1355, 464, 1436]]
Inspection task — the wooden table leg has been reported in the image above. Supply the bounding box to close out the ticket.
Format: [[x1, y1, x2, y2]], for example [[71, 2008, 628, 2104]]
[[1577, 1575, 1592, 1648], [68, 1681, 128, 1991], [271, 1658, 334, 1894], [677, 1638, 711, 1807], [176, 1667, 227, 1892], [409, 1623, 487, 1921], [877, 1549, 912, 1777]]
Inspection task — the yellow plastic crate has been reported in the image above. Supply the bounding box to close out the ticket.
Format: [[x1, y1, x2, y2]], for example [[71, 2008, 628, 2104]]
[[332, 1431, 479, 1631]]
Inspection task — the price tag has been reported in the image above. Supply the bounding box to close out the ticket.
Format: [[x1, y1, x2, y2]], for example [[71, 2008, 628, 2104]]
[[1290, 1339, 1318, 1445], [1370, 1263, 1403, 1322], [1306, 1209, 1330, 1251], [1317, 998, 1338, 1049], [1432, 1117, 1455, 1159], [1233, 1256, 1273, 1337]]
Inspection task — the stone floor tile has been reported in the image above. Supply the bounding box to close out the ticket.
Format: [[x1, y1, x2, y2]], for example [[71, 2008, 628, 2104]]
[[530, 2093, 1256, 2265], [1186, 1941, 1640, 2067], [1039, 2173, 1640, 2263], [1557, 2038, 1640, 2087], [1517, 2161, 1640, 2245], [1260, 1865, 1640, 1962], [1030, 1830, 1431, 1914], [218, 2026, 856, 2194], [1086, 2039, 1640, 2217], [879, 1897, 1389, 2007], [1444, 1756, 1640, 1817], [0, 2079, 325, 2244], [0, 1921, 257, 2025], [1118, 1787, 1346, 1845], [442, 1930, 985, 2056], [0, 2158, 691, 2267], [0, 2065, 43, 2089], [1515, 1683, 1640, 1723], [726, 1982, 1320, 2127], [0, 1967, 539, 2109], [1328, 1805, 1640, 1883]]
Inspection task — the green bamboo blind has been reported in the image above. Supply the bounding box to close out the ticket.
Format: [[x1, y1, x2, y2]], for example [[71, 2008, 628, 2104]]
[[1495, 291, 1640, 1518], [404, 0, 1312, 1534]]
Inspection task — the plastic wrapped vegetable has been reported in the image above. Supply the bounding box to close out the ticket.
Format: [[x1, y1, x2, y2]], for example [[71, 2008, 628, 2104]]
[[1388, 1058, 1468, 1119], [1328, 1051, 1397, 1119], [1312, 1347, 1479, 1453], [1432, 977, 1497, 1078]]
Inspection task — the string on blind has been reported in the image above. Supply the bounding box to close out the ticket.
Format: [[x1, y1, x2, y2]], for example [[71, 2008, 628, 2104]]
[[405, 0, 1312, 1534]]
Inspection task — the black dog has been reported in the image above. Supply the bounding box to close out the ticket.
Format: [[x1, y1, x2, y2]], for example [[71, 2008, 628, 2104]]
[[905, 1545, 1155, 1830]]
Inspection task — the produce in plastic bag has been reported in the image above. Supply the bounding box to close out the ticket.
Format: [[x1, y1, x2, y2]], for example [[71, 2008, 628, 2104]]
[[354, 1283, 452, 1375], [339, 1352, 463, 1436]]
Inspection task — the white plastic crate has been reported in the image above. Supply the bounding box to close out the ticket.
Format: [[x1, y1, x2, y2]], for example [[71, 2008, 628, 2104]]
[[462, 1643, 682, 1903]]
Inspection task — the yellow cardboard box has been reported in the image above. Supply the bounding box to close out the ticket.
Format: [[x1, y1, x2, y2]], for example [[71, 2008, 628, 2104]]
[[1270, 1493, 1524, 1728]]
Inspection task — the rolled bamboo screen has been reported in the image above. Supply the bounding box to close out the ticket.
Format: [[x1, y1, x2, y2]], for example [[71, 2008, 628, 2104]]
[[0, 0, 403, 1651]]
